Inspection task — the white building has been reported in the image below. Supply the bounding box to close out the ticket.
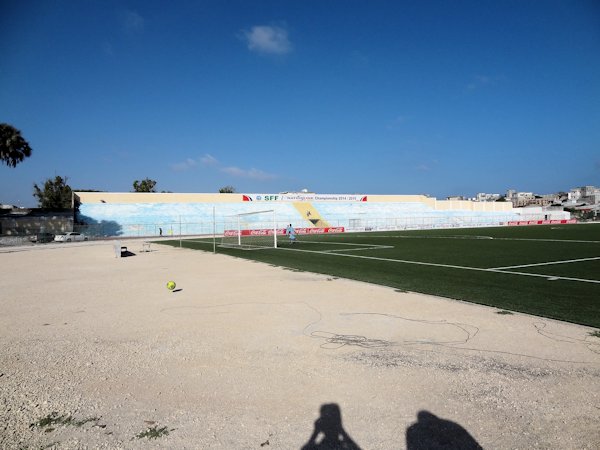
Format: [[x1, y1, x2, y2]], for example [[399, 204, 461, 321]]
[[569, 186, 599, 205], [476, 193, 501, 202]]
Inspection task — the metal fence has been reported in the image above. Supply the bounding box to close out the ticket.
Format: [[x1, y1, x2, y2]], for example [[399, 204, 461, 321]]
[[74, 213, 552, 238], [3, 212, 581, 246]]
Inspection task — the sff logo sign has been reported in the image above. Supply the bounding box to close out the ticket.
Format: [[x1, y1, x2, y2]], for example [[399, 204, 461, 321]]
[[256, 195, 279, 201]]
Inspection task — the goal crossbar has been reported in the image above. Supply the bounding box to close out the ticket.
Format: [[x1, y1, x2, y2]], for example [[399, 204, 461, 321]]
[[221, 209, 278, 249]]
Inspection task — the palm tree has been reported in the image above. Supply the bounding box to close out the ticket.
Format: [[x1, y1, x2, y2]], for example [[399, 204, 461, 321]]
[[0, 123, 33, 167]]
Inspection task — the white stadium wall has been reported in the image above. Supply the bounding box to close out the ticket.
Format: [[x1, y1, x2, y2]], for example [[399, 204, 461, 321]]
[[74, 192, 551, 238]]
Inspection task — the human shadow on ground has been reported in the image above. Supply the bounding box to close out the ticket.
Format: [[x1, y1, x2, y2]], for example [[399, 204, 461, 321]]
[[406, 410, 483, 450], [301, 403, 361, 450], [299, 404, 482, 449]]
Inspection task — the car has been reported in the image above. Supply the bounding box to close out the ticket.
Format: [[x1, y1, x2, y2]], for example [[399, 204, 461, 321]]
[[54, 232, 88, 242], [29, 232, 55, 243]]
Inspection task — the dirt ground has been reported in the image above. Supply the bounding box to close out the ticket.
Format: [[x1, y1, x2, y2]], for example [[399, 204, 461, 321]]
[[1, 240, 599, 449]]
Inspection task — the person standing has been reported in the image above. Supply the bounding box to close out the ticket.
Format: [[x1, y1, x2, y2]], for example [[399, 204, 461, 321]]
[[286, 224, 296, 244]]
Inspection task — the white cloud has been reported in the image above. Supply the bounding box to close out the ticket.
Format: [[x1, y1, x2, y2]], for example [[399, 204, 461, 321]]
[[169, 154, 218, 171], [120, 10, 145, 33], [416, 159, 439, 172], [221, 166, 277, 180], [169, 154, 276, 181], [387, 115, 407, 130], [467, 75, 503, 90], [200, 154, 218, 166], [241, 25, 292, 55], [170, 158, 198, 172]]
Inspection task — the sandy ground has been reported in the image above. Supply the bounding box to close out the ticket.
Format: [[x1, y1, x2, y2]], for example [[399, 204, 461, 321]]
[[1, 239, 599, 449]]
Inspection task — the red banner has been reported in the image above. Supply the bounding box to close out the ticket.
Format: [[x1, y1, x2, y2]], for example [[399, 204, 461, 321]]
[[224, 227, 345, 237], [507, 219, 576, 226]]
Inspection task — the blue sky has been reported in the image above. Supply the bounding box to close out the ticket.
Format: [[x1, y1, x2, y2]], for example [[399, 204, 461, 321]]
[[1, 0, 599, 206]]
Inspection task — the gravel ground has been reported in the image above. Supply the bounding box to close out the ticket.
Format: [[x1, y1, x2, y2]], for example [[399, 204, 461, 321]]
[[1, 240, 599, 449]]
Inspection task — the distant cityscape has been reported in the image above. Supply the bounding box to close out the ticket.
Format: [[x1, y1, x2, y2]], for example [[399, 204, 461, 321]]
[[2, 185, 599, 220], [449, 185, 600, 218]]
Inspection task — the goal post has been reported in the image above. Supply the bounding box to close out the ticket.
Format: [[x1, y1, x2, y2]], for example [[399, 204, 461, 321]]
[[221, 209, 278, 249]]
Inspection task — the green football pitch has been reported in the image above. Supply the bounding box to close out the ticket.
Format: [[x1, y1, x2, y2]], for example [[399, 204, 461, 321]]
[[158, 223, 600, 329]]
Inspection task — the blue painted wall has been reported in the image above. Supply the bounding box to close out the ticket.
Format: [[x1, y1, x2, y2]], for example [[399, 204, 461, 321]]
[[77, 201, 522, 237]]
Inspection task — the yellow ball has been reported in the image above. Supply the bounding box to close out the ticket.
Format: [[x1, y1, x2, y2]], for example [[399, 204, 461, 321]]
[[166, 281, 176, 291]]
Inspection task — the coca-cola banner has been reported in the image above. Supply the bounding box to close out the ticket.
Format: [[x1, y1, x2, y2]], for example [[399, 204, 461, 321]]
[[507, 219, 576, 226], [224, 227, 345, 237]]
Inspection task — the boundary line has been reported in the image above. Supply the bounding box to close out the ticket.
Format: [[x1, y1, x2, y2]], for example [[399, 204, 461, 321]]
[[320, 246, 395, 253], [491, 256, 600, 270], [363, 235, 600, 244], [276, 246, 600, 284], [298, 240, 394, 253]]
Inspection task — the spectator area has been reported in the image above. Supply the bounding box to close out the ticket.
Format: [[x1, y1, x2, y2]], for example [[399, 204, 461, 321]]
[[74, 192, 558, 238]]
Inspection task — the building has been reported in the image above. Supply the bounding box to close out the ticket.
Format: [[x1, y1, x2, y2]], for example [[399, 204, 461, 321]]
[[510, 192, 535, 207], [476, 193, 501, 202], [73, 191, 524, 238], [0, 208, 74, 236], [529, 194, 559, 207]]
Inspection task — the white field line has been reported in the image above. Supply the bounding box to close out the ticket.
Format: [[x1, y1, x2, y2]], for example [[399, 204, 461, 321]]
[[491, 256, 600, 270], [298, 241, 394, 252], [320, 246, 395, 253], [493, 237, 600, 244], [360, 235, 494, 240], [276, 246, 600, 284], [184, 239, 393, 252], [485, 268, 600, 284], [297, 241, 391, 247], [363, 235, 600, 244]]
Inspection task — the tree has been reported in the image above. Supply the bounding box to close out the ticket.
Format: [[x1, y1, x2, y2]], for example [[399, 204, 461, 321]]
[[33, 176, 72, 209], [133, 178, 157, 192], [1, 123, 33, 168], [219, 185, 236, 193]]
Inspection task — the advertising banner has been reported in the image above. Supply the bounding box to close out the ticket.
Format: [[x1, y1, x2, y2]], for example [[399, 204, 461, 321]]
[[242, 194, 367, 202], [507, 219, 576, 226], [224, 227, 345, 237]]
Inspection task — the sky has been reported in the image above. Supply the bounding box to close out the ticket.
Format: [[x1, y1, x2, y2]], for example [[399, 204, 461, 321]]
[[1, 0, 599, 206]]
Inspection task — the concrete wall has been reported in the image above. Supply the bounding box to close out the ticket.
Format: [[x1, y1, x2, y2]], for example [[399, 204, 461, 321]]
[[74, 192, 241, 204], [75, 192, 514, 212], [74, 192, 525, 237], [0, 211, 74, 235]]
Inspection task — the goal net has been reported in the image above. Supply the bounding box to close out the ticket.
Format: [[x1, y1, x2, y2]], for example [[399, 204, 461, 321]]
[[221, 209, 278, 249]]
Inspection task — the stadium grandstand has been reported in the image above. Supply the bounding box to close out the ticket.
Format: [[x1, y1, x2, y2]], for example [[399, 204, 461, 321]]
[[73, 192, 571, 238]]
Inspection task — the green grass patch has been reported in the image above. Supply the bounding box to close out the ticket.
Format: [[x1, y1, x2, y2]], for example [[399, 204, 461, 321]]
[[156, 224, 600, 327], [30, 412, 101, 432], [135, 425, 171, 440], [589, 330, 600, 338]]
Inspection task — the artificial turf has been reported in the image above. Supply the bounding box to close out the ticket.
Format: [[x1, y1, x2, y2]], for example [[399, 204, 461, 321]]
[[157, 223, 600, 328]]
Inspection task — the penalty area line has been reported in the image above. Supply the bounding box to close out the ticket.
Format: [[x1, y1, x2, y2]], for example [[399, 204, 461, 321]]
[[490, 256, 600, 270], [276, 246, 600, 284], [320, 245, 395, 253]]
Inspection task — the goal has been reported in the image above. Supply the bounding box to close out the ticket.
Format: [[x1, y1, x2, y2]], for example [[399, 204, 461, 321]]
[[221, 210, 278, 249]]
